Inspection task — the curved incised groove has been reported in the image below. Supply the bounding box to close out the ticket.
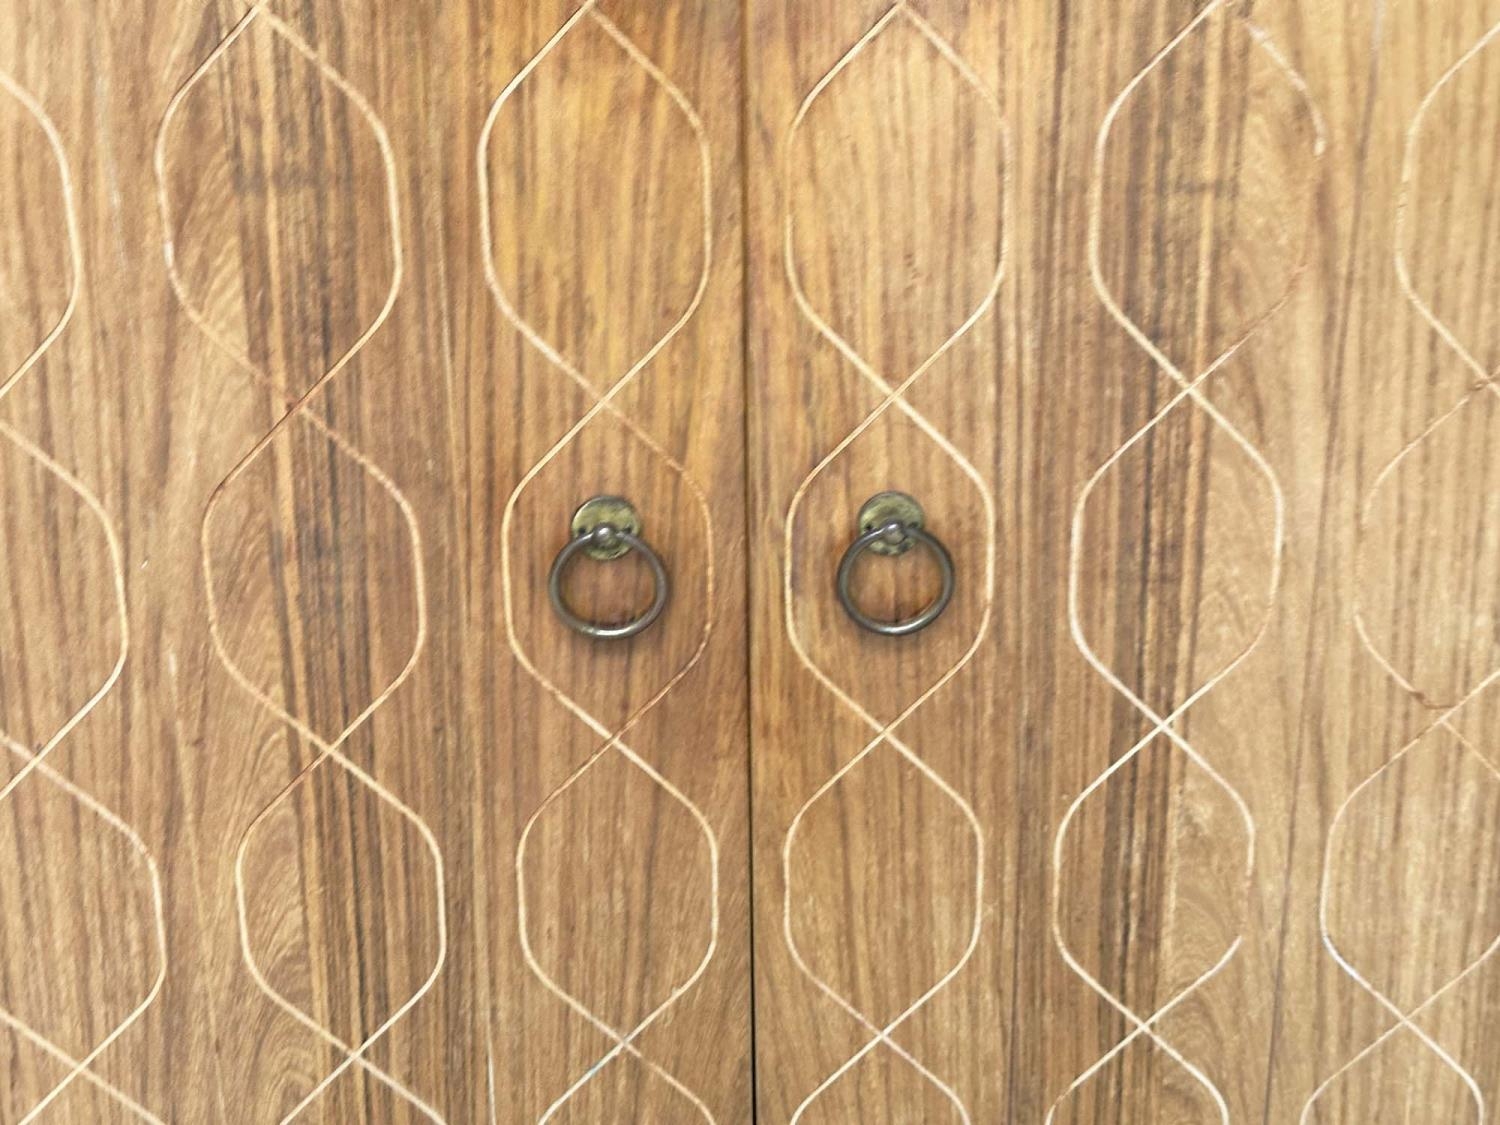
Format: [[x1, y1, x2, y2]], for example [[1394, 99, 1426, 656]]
[[1054, 3, 1324, 1120], [0, 68, 167, 1125], [779, 4, 1009, 1120], [155, 7, 446, 1121], [478, 3, 720, 1119]]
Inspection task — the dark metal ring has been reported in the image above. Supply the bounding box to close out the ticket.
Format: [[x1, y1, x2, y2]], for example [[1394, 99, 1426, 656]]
[[548, 524, 669, 640], [836, 520, 955, 636]]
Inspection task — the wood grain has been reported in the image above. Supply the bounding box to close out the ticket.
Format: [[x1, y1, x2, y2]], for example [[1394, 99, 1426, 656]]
[[748, 0, 1500, 1122], [0, 0, 748, 1121], [4, 0, 1500, 1120]]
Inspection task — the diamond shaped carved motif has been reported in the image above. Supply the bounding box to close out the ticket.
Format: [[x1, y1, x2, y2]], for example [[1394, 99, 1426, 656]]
[[479, 6, 720, 1119], [779, 5, 1006, 1120], [0, 68, 165, 1123], [1054, 4, 1323, 1121], [158, 8, 445, 1119]]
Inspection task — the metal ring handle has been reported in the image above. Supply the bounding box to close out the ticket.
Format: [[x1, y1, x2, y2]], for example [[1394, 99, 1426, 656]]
[[549, 522, 669, 640], [836, 518, 955, 637]]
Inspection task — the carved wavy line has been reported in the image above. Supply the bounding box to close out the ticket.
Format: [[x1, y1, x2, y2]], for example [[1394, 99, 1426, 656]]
[[779, 4, 1008, 1120], [1307, 15, 1500, 1123], [1055, 2, 1323, 1118], [477, 4, 721, 1120], [0, 70, 168, 1125], [154, 8, 447, 1120]]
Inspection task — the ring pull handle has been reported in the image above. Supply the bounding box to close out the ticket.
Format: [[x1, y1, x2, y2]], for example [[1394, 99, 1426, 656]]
[[836, 491, 955, 637], [549, 495, 669, 640]]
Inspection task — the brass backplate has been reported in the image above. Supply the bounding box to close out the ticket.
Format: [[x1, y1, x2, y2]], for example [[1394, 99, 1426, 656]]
[[856, 491, 924, 557], [570, 495, 642, 561]]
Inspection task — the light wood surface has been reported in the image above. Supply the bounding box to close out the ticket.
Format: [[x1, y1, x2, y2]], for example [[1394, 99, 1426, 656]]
[[5, 0, 1500, 1121], [0, 0, 748, 1121], [747, 0, 1500, 1121]]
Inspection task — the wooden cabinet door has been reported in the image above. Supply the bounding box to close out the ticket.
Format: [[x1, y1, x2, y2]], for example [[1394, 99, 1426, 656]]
[[747, 0, 1500, 1121], [7, 0, 1500, 1121], [0, 0, 748, 1121]]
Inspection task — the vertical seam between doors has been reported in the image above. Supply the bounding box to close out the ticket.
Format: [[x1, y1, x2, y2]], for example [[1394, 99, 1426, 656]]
[[738, 0, 762, 1120]]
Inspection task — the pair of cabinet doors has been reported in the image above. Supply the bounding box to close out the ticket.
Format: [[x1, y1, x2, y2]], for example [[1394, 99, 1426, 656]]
[[2, 0, 1499, 1120]]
